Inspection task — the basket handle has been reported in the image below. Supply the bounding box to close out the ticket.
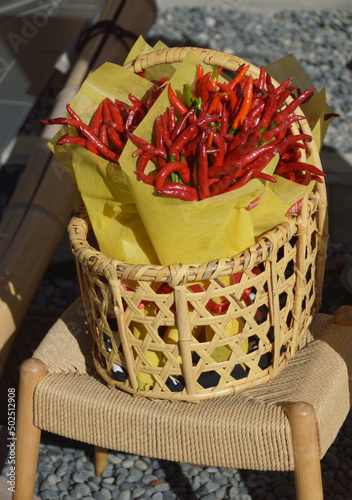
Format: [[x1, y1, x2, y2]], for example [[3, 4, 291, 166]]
[[124, 46, 260, 78]]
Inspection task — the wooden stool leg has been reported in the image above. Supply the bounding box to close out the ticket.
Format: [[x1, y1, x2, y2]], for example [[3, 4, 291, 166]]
[[289, 401, 324, 500], [94, 446, 108, 476], [13, 358, 46, 500]]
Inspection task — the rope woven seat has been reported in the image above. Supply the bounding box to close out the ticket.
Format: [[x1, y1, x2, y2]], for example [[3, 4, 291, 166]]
[[13, 298, 352, 500]]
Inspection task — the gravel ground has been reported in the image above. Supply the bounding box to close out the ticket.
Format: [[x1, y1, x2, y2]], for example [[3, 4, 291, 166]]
[[2, 6, 352, 500]]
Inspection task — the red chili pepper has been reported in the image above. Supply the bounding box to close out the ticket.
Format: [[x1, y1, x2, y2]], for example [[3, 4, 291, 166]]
[[207, 91, 228, 114], [155, 161, 191, 192], [108, 101, 124, 128], [274, 78, 294, 98], [134, 171, 155, 186], [107, 126, 124, 151], [210, 137, 282, 177], [228, 64, 250, 91], [198, 141, 210, 199], [136, 152, 153, 173], [66, 104, 81, 121], [275, 88, 315, 123], [261, 115, 305, 142], [167, 84, 188, 116], [194, 64, 204, 97], [99, 123, 108, 146], [256, 65, 265, 93], [260, 74, 276, 128], [158, 182, 198, 201], [128, 133, 167, 158], [43, 117, 119, 162], [199, 72, 212, 102], [86, 140, 99, 155], [324, 112, 340, 121], [219, 103, 229, 136], [220, 169, 255, 195], [128, 93, 143, 109], [102, 98, 113, 123], [276, 87, 296, 109], [56, 134, 86, 147], [170, 108, 195, 141], [168, 123, 199, 157], [275, 161, 325, 177], [232, 75, 253, 129], [252, 171, 277, 182], [168, 105, 176, 132], [212, 132, 226, 167], [195, 114, 219, 130], [89, 102, 103, 135]]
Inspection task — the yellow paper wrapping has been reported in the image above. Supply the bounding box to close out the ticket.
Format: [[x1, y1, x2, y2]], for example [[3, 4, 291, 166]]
[[48, 38, 335, 267], [118, 48, 320, 264]]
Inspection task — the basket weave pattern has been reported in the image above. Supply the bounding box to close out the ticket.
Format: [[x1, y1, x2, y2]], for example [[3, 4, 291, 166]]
[[69, 194, 322, 402], [68, 47, 328, 402]]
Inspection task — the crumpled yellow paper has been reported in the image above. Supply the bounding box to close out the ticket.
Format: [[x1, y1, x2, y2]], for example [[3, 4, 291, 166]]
[[48, 37, 334, 266]]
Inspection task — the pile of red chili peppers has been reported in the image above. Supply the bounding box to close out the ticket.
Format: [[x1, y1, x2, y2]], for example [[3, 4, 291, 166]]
[[43, 63, 325, 203]]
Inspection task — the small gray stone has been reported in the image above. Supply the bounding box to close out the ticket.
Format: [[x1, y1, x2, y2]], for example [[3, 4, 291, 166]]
[[118, 491, 131, 500], [206, 466, 219, 473], [134, 458, 149, 471], [56, 463, 69, 476], [40, 479, 58, 492], [199, 470, 211, 484], [91, 476, 102, 485], [57, 481, 68, 492], [74, 483, 91, 496], [215, 487, 228, 500], [132, 488, 146, 499], [108, 453, 123, 465], [102, 477, 115, 484], [196, 481, 220, 495], [101, 466, 114, 477], [88, 480, 100, 492], [83, 461, 95, 473], [72, 472, 85, 483], [116, 473, 129, 486], [192, 475, 201, 490], [102, 481, 117, 492], [62, 453, 74, 463], [46, 473, 59, 486], [122, 458, 134, 468], [120, 482, 136, 491], [100, 488, 113, 500], [69, 489, 84, 500], [151, 492, 163, 500], [154, 482, 171, 492], [189, 466, 202, 476], [228, 486, 240, 499], [74, 450, 86, 459], [141, 474, 158, 485], [93, 493, 108, 500]]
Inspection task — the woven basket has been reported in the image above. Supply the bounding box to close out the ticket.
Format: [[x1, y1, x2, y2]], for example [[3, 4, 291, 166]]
[[68, 47, 328, 402]]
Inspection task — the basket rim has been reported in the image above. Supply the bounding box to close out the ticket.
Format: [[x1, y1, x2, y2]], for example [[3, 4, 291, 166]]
[[67, 193, 319, 283]]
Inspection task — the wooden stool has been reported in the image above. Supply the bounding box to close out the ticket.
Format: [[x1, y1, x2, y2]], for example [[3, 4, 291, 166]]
[[14, 299, 352, 500]]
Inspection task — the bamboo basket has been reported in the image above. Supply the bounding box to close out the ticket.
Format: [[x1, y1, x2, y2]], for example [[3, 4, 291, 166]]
[[68, 47, 328, 402]]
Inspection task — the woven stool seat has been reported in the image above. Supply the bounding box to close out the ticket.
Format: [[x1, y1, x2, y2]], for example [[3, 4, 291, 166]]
[[30, 298, 352, 473]]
